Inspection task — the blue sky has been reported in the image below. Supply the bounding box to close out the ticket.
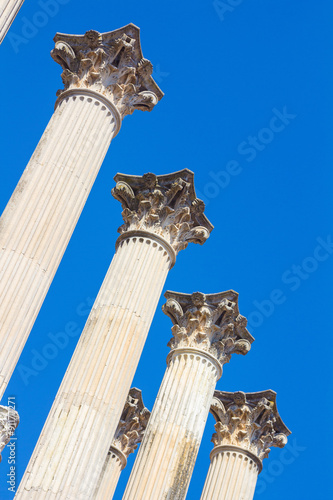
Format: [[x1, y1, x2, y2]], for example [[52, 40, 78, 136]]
[[0, 0, 332, 498]]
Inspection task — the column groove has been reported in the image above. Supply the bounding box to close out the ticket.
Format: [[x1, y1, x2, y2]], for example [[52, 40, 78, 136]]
[[201, 450, 259, 500], [0, 95, 117, 398]]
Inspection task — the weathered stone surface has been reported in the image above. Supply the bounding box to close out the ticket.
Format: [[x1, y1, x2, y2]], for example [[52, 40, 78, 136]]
[[123, 291, 251, 500], [200, 391, 291, 500], [16, 235, 170, 499], [163, 290, 254, 365], [200, 447, 259, 500], [211, 390, 290, 461], [0, 25, 163, 402], [123, 351, 219, 500], [110, 387, 150, 461], [95, 388, 150, 499], [112, 170, 213, 254], [17, 167, 213, 498], [0, 91, 119, 400], [52, 24, 163, 118]]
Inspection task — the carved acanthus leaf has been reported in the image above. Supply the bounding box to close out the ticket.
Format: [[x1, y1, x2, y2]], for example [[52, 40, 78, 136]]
[[210, 391, 291, 461], [111, 388, 150, 459], [162, 291, 254, 365], [112, 170, 213, 253], [51, 25, 163, 118], [0, 405, 19, 460]]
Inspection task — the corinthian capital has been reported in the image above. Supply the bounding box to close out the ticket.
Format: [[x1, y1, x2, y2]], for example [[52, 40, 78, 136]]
[[51, 24, 163, 118], [112, 170, 213, 253], [0, 405, 19, 461], [162, 291, 254, 365], [210, 391, 291, 461], [110, 388, 150, 462]]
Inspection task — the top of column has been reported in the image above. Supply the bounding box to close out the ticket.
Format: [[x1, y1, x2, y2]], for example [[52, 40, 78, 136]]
[[210, 390, 291, 462], [110, 388, 150, 464], [163, 290, 254, 370], [112, 169, 214, 255], [51, 24, 163, 118]]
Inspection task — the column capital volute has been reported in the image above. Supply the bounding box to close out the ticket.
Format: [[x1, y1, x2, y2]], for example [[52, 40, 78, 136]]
[[0, 405, 19, 461], [112, 170, 214, 255], [210, 390, 291, 466], [109, 388, 150, 466], [51, 24, 163, 119], [162, 290, 254, 366]]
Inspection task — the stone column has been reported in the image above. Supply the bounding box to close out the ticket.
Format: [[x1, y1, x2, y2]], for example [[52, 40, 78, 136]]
[[0, 405, 19, 462], [200, 391, 291, 500], [0, 0, 24, 43], [0, 25, 163, 399], [95, 388, 150, 500], [16, 171, 213, 499], [123, 291, 254, 500]]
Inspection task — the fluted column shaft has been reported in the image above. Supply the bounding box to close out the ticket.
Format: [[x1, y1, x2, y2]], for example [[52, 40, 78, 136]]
[[200, 446, 260, 500], [123, 349, 221, 500], [0, 90, 120, 398], [16, 233, 171, 499], [95, 448, 125, 500], [0, 0, 24, 43]]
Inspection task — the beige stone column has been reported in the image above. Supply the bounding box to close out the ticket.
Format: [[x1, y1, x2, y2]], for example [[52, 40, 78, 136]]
[[0, 0, 24, 43], [123, 291, 254, 500], [16, 171, 213, 499], [200, 391, 291, 500], [0, 25, 163, 400], [0, 405, 19, 462], [95, 388, 150, 500]]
